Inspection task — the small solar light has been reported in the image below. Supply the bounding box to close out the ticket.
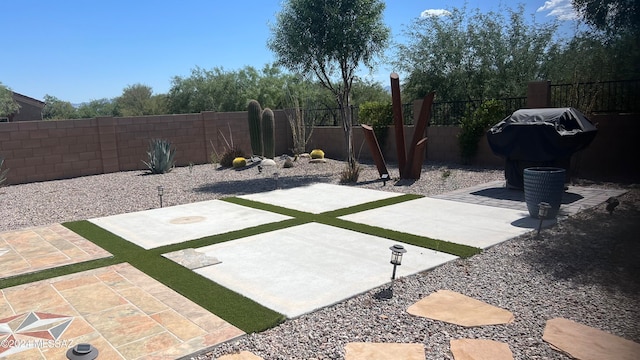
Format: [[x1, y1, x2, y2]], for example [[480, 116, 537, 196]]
[[389, 244, 407, 280], [381, 173, 390, 186], [66, 343, 98, 360], [273, 172, 279, 189], [537, 202, 551, 236], [157, 186, 164, 208]]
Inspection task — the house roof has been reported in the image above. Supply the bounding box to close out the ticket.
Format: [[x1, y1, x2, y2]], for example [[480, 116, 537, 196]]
[[12, 92, 46, 108]]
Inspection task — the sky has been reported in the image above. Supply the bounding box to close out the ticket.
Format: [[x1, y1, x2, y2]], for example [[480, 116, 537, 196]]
[[2, 0, 580, 104]]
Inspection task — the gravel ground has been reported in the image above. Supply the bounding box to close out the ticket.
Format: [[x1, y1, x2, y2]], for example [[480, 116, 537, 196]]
[[1, 158, 638, 360]]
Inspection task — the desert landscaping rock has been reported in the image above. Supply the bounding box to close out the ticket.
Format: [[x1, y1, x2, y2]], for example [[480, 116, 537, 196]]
[[1, 158, 637, 360]]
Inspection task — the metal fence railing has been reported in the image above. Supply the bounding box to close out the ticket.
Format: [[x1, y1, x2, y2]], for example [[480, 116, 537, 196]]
[[304, 79, 638, 127], [551, 79, 640, 114], [425, 97, 526, 126]]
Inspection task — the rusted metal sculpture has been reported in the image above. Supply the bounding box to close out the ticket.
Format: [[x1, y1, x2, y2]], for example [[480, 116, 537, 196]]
[[362, 73, 435, 180], [362, 124, 389, 178]]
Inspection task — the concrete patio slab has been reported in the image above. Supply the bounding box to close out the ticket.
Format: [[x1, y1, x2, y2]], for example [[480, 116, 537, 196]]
[[89, 200, 291, 250], [238, 182, 404, 213], [339, 197, 553, 249], [189, 222, 458, 318], [0, 224, 112, 279], [0, 263, 244, 359]]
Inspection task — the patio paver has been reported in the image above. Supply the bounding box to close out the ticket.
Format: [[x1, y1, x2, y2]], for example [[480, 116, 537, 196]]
[[0, 224, 112, 279]]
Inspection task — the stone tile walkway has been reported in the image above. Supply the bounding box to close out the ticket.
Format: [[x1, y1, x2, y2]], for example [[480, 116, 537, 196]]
[[432, 180, 626, 217], [0, 224, 112, 279], [0, 263, 243, 359]]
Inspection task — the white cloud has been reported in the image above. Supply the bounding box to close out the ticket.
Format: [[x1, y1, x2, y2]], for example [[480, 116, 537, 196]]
[[420, 9, 452, 18], [537, 0, 579, 21]]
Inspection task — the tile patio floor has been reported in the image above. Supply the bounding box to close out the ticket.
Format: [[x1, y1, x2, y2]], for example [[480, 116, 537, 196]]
[[0, 263, 243, 360]]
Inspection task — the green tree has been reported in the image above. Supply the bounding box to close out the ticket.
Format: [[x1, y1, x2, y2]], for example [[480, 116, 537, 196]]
[[76, 98, 118, 118], [269, 0, 390, 170], [572, 0, 639, 36], [351, 79, 391, 106], [396, 5, 558, 102], [114, 84, 166, 116], [42, 95, 78, 120], [0, 83, 20, 118]]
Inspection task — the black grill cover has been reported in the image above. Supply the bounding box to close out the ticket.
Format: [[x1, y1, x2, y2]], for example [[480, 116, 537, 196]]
[[487, 107, 597, 188]]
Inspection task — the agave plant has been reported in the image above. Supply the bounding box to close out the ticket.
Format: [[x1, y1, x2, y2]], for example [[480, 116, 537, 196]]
[[0, 156, 8, 186], [142, 139, 176, 174]]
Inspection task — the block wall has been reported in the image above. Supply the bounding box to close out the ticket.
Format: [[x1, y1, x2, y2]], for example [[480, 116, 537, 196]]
[[0, 111, 637, 185]]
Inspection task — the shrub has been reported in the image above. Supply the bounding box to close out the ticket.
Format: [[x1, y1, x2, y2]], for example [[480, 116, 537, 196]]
[[220, 147, 246, 168], [310, 149, 325, 159], [232, 157, 247, 168], [340, 162, 362, 183], [359, 101, 393, 149], [458, 99, 505, 163], [142, 139, 176, 174], [0, 156, 8, 186]]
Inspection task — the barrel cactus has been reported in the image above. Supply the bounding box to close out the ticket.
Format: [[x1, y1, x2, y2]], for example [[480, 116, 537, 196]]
[[232, 157, 247, 168], [262, 108, 275, 159], [247, 100, 263, 157], [310, 149, 325, 159]]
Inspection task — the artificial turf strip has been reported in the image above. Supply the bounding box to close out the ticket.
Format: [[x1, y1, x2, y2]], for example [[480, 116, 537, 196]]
[[315, 217, 481, 258], [222, 195, 481, 258], [0, 257, 120, 289], [62, 220, 285, 333], [320, 193, 424, 218]]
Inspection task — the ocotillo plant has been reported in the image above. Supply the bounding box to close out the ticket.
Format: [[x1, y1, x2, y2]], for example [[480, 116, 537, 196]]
[[247, 100, 263, 157], [262, 108, 275, 159]]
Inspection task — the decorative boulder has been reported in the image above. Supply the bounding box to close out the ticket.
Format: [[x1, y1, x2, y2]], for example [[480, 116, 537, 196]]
[[260, 158, 276, 167]]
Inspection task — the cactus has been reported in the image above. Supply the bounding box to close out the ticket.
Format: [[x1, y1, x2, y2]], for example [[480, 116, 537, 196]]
[[310, 149, 325, 159], [232, 157, 247, 168], [142, 139, 176, 174], [247, 100, 263, 157], [262, 108, 275, 159]]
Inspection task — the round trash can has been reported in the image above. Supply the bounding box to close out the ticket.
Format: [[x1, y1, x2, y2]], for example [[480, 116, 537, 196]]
[[523, 167, 565, 219]]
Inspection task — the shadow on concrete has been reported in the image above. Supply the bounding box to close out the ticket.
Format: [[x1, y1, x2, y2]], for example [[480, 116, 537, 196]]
[[195, 174, 333, 196]]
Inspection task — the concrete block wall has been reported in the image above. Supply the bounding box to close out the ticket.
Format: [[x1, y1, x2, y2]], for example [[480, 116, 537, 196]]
[[0, 110, 637, 185], [0, 119, 102, 184]]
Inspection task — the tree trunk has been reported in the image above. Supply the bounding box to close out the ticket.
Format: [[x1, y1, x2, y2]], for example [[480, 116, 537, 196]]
[[339, 94, 355, 169]]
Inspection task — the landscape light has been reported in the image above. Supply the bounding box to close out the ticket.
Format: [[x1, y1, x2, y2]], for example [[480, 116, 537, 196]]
[[157, 186, 164, 208], [389, 244, 407, 280], [537, 202, 551, 236], [66, 343, 98, 360]]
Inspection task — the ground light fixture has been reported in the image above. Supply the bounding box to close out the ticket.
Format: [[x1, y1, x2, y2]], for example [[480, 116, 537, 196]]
[[537, 202, 551, 237], [389, 244, 407, 280], [66, 343, 98, 359], [157, 185, 164, 208]]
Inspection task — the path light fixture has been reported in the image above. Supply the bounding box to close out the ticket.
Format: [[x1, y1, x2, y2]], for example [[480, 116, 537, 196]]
[[66, 343, 98, 359], [389, 244, 407, 280], [537, 202, 551, 237], [157, 186, 164, 208], [273, 172, 279, 189]]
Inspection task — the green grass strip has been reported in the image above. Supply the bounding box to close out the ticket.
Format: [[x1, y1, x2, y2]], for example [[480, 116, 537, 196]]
[[221, 197, 314, 219], [62, 220, 285, 333], [0, 257, 120, 289], [320, 193, 424, 218], [315, 217, 481, 258], [221, 194, 481, 258]]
